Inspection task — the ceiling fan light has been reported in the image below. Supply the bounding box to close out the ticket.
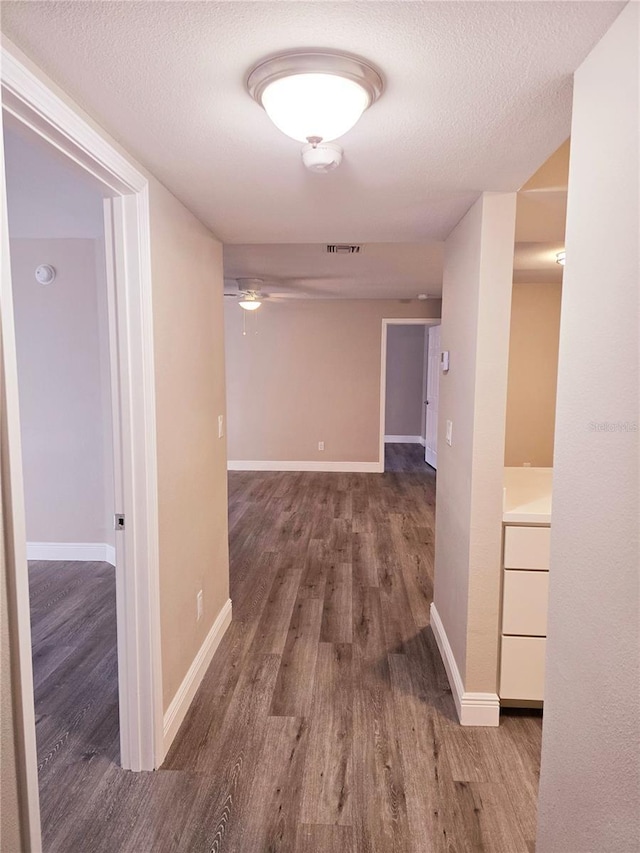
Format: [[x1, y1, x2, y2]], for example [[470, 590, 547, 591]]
[[239, 299, 262, 311], [261, 73, 370, 143]]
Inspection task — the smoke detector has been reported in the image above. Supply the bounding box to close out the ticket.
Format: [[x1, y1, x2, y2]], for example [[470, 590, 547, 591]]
[[35, 264, 56, 285], [301, 140, 343, 174]]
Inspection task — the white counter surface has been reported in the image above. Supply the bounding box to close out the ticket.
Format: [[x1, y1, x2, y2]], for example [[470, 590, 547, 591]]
[[503, 467, 553, 524]]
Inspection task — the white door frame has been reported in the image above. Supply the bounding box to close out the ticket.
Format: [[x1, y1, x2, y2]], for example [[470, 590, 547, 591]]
[[1, 46, 163, 850], [379, 318, 441, 471], [424, 324, 441, 469]]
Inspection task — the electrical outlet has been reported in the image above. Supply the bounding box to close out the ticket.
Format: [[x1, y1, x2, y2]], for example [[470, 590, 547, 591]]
[[196, 590, 203, 621], [318, 441, 325, 451], [445, 420, 453, 446], [523, 462, 531, 467], [218, 415, 224, 439]]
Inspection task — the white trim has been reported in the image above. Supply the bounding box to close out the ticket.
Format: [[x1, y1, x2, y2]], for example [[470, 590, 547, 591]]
[[384, 434, 423, 444], [1, 48, 145, 194], [0, 115, 42, 852], [227, 460, 383, 473], [162, 599, 233, 758], [1, 39, 163, 804], [430, 603, 500, 727], [27, 542, 116, 564], [379, 318, 441, 472]]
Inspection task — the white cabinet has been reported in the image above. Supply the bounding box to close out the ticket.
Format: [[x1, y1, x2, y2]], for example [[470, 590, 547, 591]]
[[499, 522, 550, 704], [502, 570, 549, 636], [503, 526, 551, 570], [500, 637, 546, 701]]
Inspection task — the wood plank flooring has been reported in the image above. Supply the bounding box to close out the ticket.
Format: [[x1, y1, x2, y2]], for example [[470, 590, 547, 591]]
[[30, 444, 542, 852]]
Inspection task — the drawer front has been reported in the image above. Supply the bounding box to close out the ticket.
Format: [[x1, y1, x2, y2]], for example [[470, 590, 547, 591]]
[[502, 570, 549, 636], [500, 636, 546, 701], [504, 525, 551, 570]]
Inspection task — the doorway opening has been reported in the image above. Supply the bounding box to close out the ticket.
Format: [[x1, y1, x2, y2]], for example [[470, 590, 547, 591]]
[[1, 48, 163, 849], [379, 318, 441, 473], [4, 117, 122, 827]]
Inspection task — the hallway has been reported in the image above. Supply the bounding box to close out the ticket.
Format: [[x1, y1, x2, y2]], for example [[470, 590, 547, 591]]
[[32, 466, 541, 852]]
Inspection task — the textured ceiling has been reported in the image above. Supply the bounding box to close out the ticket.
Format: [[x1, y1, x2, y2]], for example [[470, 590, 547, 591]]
[[2, 4, 613, 297], [1, 0, 622, 251], [223, 242, 444, 299]]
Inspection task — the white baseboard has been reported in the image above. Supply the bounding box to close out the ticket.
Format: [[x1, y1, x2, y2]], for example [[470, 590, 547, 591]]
[[384, 435, 423, 444], [27, 541, 116, 566], [430, 602, 500, 727], [227, 460, 383, 473], [162, 598, 233, 757]]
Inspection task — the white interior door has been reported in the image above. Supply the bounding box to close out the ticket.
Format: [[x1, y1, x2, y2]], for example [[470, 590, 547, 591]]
[[425, 324, 441, 468]]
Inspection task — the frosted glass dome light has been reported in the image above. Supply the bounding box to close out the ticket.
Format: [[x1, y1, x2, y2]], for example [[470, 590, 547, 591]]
[[261, 73, 370, 143], [247, 50, 384, 146], [239, 295, 262, 311]]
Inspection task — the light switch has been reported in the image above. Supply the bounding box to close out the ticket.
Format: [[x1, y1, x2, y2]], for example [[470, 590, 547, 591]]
[[446, 420, 453, 446], [218, 415, 224, 439]]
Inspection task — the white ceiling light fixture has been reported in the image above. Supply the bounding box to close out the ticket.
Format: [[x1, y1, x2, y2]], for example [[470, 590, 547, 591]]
[[556, 250, 566, 265], [238, 292, 262, 311], [247, 50, 384, 172]]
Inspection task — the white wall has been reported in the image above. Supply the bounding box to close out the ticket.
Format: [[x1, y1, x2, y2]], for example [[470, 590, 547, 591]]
[[5, 124, 115, 552], [3, 123, 104, 239], [433, 192, 516, 697], [385, 324, 426, 438], [536, 4, 639, 851], [9, 238, 115, 548]]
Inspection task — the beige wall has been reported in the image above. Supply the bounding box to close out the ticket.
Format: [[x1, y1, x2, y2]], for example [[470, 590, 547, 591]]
[[504, 283, 562, 467], [433, 192, 516, 691], [385, 324, 426, 437], [225, 299, 440, 464], [150, 181, 229, 710], [536, 4, 640, 851], [9, 237, 115, 546]]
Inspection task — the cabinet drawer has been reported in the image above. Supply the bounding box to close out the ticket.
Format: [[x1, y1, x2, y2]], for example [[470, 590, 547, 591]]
[[502, 570, 549, 636], [500, 636, 546, 701], [504, 525, 550, 570]]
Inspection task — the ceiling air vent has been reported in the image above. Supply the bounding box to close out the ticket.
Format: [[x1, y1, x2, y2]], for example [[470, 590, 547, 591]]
[[326, 244, 362, 255]]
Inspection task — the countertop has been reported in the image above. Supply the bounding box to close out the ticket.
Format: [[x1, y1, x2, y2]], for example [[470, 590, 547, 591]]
[[503, 467, 553, 524]]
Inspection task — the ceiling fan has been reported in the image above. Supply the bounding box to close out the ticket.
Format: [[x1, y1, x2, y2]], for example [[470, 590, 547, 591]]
[[224, 278, 269, 310], [224, 276, 326, 308]]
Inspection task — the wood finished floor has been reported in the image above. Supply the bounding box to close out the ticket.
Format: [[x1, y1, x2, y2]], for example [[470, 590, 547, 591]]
[[30, 444, 542, 853]]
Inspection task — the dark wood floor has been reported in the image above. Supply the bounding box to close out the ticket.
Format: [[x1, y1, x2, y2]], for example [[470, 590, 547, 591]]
[[30, 445, 542, 852], [384, 442, 434, 473]]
